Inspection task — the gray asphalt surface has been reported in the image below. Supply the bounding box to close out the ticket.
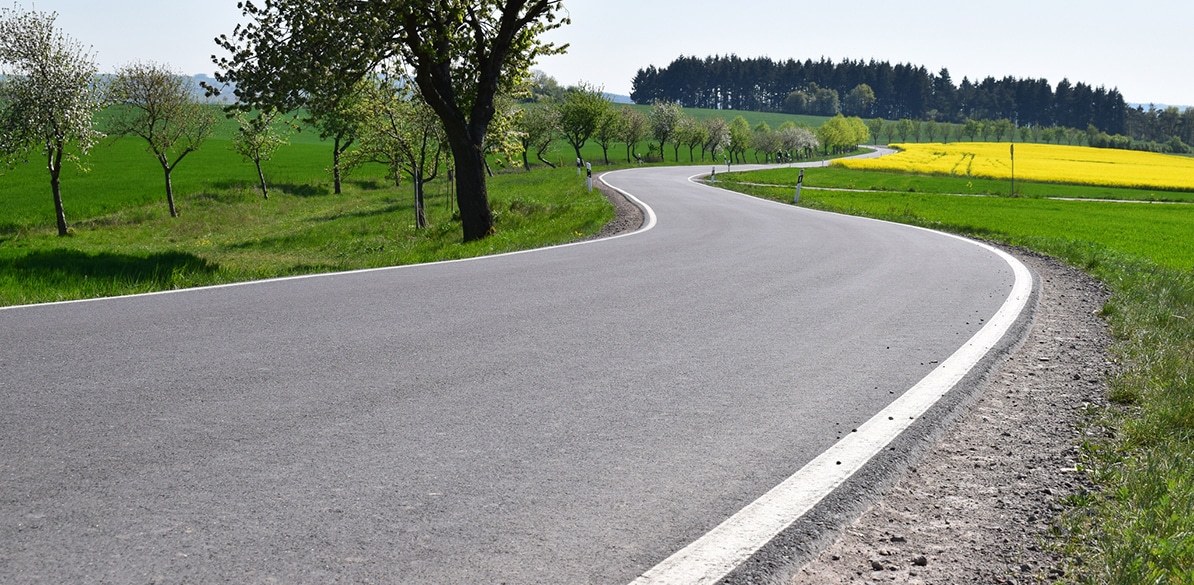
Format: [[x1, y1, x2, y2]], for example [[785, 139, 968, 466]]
[[1, 162, 1015, 584]]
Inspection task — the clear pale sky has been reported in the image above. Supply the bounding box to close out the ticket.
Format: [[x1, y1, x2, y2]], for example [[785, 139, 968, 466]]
[[28, 0, 1194, 107]]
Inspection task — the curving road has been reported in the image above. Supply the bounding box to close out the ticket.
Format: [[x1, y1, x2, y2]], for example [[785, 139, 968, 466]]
[[0, 161, 1026, 584]]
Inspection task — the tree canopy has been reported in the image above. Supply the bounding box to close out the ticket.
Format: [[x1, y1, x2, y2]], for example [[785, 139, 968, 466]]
[[108, 61, 217, 218], [214, 0, 569, 242], [631, 55, 1127, 135], [0, 4, 103, 236]]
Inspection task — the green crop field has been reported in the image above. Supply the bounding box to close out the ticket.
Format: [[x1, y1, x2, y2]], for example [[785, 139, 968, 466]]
[[716, 168, 1194, 272], [719, 164, 1194, 584], [732, 166, 1194, 203]]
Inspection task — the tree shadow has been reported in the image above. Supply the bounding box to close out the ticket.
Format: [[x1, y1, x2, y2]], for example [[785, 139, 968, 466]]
[[203, 181, 331, 198], [275, 183, 332, 197], [3, 249, 219, 287]]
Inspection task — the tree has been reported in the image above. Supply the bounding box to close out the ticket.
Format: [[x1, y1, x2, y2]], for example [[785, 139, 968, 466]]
[[843, 83, 876, 117], [523, 69, 566, 103], [591, 104, 624, 165], [108, 61, 217, 217], [214, 0, 568, 242], [990, 118, 1013, 142], [963, 119, 982, 141], [649, 100, 683, 161], [232, 108, 289, 199], [867, 118, 885, 146], [702, 117, 730, 161], [515, 102, 560, 170], [978, 119, 993, 141], [923, 120, 940, 142], [896, 118, 915, 142], [0, 5, 103, 236], [728, 115, 752, 164], [559, 83, 611, 164], [752, 121, 781, 163], [817, 114, 869, 155], [479, 95, 523, 175], [675, 116, 708, 162], [348, 77, 445, 229], [777, 121, 818, 161], [620, 107, 649, 163], [303, 81, 366, 195]]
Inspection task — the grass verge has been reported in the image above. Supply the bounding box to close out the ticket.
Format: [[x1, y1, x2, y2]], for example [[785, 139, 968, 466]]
[[717, 168, 1194, 584], [0, 166, 612, 307]]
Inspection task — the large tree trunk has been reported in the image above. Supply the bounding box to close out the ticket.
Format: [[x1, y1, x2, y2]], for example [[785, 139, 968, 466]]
[[414, 166, 427, 229], [448, 138, 494, 242], [49, 147, 67, 237]]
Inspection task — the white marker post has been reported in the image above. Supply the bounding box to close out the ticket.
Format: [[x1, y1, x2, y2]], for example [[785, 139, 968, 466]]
[[794, 168, 804, 204], [586, 162, 593, 193]]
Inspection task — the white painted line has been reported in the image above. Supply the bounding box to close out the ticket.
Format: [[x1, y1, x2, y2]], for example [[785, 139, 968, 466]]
[[629, 236, 1033, 584]]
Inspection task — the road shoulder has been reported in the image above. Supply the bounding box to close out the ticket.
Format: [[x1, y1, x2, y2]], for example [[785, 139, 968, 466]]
[[785, 247, 1111, 584]]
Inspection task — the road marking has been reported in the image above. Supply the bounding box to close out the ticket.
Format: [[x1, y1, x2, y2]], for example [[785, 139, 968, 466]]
[[628, 220, 1033, 584]]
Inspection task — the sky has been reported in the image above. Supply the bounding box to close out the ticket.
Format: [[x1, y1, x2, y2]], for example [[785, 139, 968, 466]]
[[25, 0, 1194, 107]]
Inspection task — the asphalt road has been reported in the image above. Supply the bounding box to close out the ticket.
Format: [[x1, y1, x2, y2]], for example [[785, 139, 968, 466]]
[[1, 162, 1019, 584]]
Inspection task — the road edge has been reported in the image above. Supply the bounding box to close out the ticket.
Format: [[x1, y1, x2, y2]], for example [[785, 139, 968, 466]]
[[621, 200, 1039, 584]]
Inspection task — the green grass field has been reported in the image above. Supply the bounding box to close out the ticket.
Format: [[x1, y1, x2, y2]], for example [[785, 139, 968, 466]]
[[732, 166, 1194, 203], [0, 113, 621, 306], [719, 165, 1194, 585], [716, 168, 1194, 272], [1, 104, 827, 306]]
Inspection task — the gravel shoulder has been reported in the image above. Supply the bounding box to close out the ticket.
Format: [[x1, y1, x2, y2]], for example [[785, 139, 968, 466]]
[[786, 248, 1111, 585], [593, 177, 1112, 585]]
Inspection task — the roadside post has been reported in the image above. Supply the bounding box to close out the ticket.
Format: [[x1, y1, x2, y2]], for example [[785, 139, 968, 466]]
[[586, 162, 592, 193], [710, 167, 716, 183], [794, 169, 804, 204], [1010, 144, 1016, 197]]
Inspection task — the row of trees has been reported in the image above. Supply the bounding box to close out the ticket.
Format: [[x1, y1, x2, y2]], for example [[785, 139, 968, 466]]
[[630, 55, 1130, 136], [866, 117, 1091, 146], [0, 5, 313, 235], [4, 1, 570, 242], [213, 0, 569, 243], [1124, 105, 1194, 149], [514, 85, 835, 168]]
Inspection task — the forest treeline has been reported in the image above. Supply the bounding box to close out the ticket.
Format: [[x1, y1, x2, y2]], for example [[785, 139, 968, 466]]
[[630, 55, 1194, 151]]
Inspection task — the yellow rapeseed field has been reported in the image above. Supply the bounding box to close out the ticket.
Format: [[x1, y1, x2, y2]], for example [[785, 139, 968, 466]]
[[836, 142, 1194, 191]]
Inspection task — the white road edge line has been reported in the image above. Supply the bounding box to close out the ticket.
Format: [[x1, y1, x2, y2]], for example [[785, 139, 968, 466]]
[[629, 184, 1034, 585], [0, 171, 656, 312]]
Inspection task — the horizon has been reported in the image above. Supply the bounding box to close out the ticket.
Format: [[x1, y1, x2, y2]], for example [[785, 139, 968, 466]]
[[18, 0, 1194, 108]]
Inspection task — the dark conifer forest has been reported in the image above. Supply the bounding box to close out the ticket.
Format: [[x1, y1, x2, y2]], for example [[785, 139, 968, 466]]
[[630, 55, 1194, 149]]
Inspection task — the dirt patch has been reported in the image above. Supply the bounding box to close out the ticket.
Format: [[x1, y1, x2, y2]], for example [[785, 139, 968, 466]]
[[589, 176, 646, 239], [786, 248, 1111, 585]]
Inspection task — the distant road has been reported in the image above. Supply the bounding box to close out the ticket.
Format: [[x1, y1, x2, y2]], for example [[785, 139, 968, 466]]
[[1, 158, 1024, 584]]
